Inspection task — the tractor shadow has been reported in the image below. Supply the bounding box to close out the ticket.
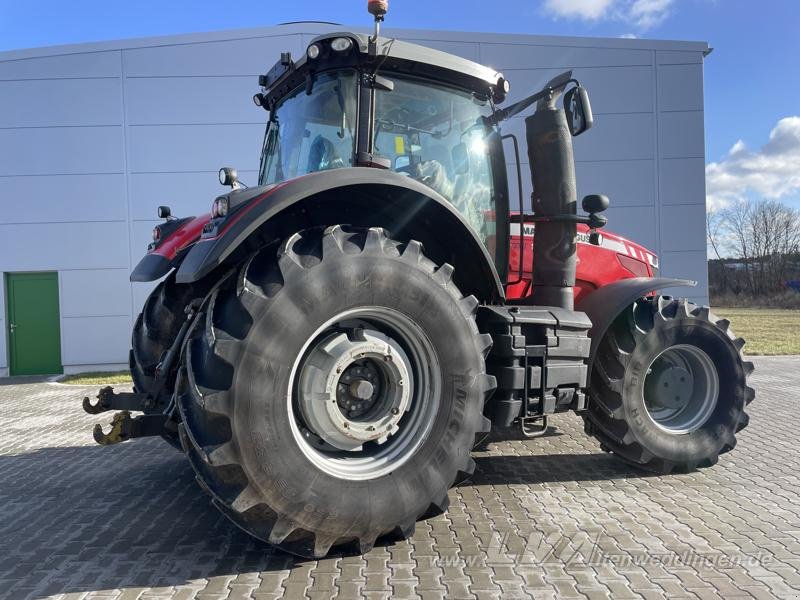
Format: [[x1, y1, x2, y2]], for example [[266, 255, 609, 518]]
[[0, 436, 652, 599]]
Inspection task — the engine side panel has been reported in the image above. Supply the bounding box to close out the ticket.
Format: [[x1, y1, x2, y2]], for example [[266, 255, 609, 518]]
[[506, 222, 658, 303]]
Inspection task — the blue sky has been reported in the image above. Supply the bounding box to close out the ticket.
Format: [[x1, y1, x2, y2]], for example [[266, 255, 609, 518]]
[[1, 0, 798, 210]]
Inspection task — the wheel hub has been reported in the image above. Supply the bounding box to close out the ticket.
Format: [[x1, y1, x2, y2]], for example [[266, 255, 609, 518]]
[[643, 344, 719, 434], [298, 328, 413, 450], [650, 365, 694, 409]]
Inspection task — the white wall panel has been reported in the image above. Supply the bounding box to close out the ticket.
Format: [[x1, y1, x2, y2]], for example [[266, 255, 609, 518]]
[[659, 203, 707, 252], [60, 314, 130, 365], [127, 123, 262, 173], [0, 222, 129, 271], [658, 64, 704, 112], [59, 268, 131, 318], [0, 174, 126, 224], [501, 66, 654, 114], [574, 113, 655, 162], [603, 206, 658, 250], [125, 76, 260, 125], [659, 158, 706, 205], [0, 79, 122, 127], [0, 52, 121, 79], [0, 127, 124, 176], [658, 111, 705, 159], [122, 35, 305, 77], [657, 50, 703, 65], [576, 160, 655, 207], [480, 43, 652, 70]]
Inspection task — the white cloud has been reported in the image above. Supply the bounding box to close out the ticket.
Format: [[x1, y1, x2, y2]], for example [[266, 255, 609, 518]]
[[706, 116, 800, 211], [629, 0, 673, 28], [543, 0, 674, 30], [543, 0, 616, 20]]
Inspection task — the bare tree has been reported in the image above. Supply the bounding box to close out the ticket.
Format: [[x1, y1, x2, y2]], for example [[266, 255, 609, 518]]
[[716, 198, 800, 296]]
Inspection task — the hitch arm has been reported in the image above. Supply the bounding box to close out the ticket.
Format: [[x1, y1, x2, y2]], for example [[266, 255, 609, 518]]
[[83, 386, 152, 414], [93, 411, 175, 445]]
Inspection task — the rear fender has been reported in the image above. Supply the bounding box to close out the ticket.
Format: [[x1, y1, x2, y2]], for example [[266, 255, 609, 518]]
[[130, 214, 211, 282], [576, 277, 697, 368], [174, 168, 505, 302]]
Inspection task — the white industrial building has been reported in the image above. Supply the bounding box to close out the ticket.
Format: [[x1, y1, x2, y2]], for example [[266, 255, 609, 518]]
[[0, 22, 710, 376]]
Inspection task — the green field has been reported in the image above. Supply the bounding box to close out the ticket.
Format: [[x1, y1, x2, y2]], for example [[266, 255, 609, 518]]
[[715, 308, 800, 355]]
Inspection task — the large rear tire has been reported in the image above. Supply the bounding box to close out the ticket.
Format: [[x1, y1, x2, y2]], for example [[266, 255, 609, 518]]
[[584, 296, 754, 473], [177, 226, 494, 557]]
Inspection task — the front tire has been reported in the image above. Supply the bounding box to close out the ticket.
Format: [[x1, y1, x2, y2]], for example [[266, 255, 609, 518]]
[[177, 226, 494, 557], [130, 272, 210, 446], [585, 296, 754, 473]]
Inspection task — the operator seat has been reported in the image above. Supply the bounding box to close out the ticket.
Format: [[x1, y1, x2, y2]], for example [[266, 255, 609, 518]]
[[308, 135, 345, 173]]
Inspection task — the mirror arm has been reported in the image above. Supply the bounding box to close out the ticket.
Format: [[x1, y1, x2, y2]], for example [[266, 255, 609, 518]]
[[521, 212, 606, 228], [483, 75, 579, 127]]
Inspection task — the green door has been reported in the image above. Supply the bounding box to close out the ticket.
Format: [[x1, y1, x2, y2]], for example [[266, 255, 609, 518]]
[[5, 272, 62, 376]]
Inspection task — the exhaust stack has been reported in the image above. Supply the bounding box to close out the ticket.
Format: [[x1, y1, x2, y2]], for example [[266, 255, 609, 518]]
[[525, 86, 578, 310]]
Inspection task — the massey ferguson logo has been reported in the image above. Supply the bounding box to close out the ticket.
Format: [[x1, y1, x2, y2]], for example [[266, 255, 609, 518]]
[[511, 223, 603, 246], [577, 231, 603, 245]]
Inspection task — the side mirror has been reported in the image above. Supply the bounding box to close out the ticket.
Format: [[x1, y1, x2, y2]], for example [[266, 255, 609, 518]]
[[157, 205, 172, 220], [452, 142, 469, 175], [564, 86, 594, 136], [219, 167, 239, 188], [582, 194, 609, 213]]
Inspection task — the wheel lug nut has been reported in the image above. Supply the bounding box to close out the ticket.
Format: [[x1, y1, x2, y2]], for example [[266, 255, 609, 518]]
[[391, 408, 399, 415]]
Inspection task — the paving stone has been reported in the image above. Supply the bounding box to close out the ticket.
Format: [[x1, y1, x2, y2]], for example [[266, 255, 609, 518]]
[[0, 356, 796, 599]]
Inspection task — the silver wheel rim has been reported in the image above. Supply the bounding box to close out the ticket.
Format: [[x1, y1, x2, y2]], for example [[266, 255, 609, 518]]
[[288, 307, 441, 480], [642, 344, 719, 434]]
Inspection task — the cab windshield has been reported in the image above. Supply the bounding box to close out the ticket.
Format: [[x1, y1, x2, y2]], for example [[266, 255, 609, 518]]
[[374, 77, 496, 243], [259, 70, 358, 185]]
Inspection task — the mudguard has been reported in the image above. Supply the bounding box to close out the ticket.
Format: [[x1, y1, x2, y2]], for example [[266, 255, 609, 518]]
[[174, 168, 505, 301], [576, 277, 697, 367]]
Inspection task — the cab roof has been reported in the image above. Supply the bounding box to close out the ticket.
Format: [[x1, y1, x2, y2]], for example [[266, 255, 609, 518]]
[[260, 31, 507, 107]]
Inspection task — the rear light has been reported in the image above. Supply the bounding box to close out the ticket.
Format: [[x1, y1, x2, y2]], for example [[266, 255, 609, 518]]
[[617, 254, 650, 278], [212, 197, 230, 218]]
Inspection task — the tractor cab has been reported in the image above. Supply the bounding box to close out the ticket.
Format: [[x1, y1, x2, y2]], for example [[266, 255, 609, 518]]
[[254, 31, 509, 250]]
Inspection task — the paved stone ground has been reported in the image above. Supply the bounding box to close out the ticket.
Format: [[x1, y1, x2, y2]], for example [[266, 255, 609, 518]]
[[0, 356, 799, 600]]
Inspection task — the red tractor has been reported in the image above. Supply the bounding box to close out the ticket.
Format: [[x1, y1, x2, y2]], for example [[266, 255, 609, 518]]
[[84, 2, 754, 558]]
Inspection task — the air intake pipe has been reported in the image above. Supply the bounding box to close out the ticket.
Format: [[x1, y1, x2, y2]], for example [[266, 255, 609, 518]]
[[525, 80, 579, 310]]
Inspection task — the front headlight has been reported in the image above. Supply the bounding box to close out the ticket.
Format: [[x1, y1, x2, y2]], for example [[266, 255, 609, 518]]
[[331, 37, 353, 52]]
